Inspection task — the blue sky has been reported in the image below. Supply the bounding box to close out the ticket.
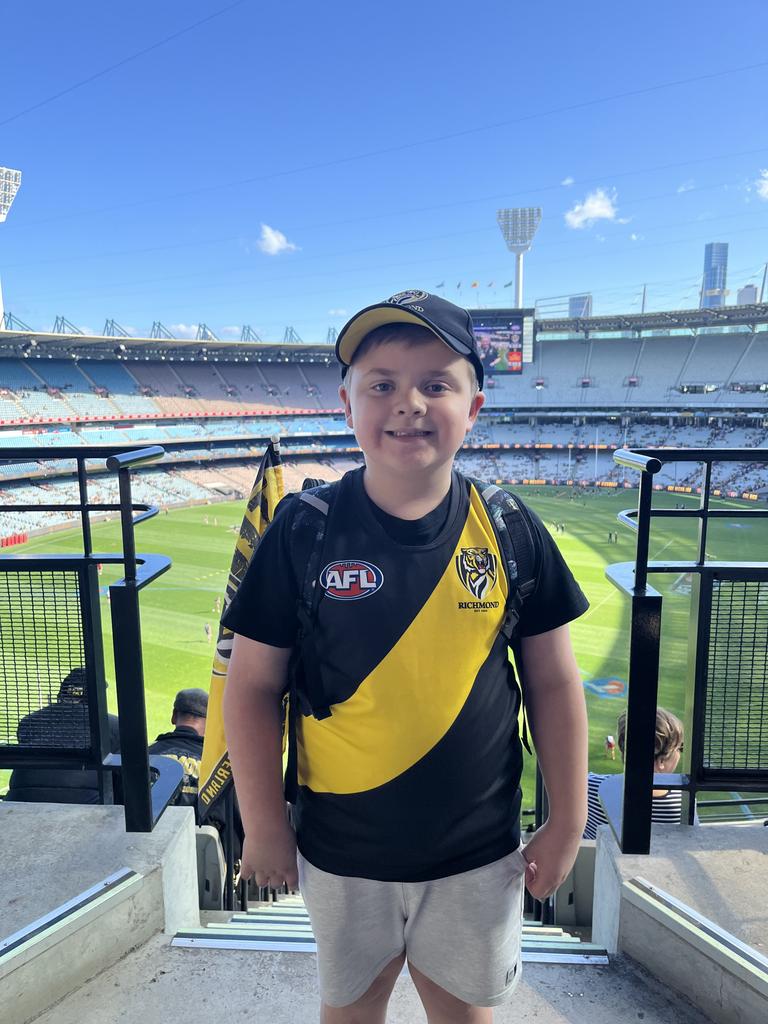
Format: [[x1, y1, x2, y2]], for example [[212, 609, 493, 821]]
[[1, 0, 767, 341]]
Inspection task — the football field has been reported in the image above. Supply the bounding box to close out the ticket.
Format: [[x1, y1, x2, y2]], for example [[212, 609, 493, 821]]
[[3, 485, 766, 818]]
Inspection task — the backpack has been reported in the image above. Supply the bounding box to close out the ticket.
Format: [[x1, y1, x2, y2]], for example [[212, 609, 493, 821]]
[[282, 474, 540, 803]]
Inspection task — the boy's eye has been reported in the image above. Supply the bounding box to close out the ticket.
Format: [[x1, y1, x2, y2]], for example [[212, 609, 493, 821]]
[[371, 382, 393, 392], [426, 383, 449, 393]]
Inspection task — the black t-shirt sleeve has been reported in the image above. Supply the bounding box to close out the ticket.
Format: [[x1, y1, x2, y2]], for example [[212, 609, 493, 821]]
[[516, 503, 589, 637], [221, 494, 300, 648]]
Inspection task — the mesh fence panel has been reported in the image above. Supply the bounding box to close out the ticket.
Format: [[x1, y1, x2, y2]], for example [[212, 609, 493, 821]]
[[705, 579, 768, 771], [0, 570, 90, 749]]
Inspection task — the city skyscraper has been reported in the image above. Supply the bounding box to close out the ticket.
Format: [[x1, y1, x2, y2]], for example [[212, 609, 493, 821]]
[[568, 294, 593, 317], [737, 284, 758, 305], [700, 242, 729, 308]]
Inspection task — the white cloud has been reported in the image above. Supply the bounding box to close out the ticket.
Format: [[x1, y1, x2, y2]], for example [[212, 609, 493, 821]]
[[561, 176, 575, 186], [564, 188, 618, 229], [755, 170, 768, 200], [220, 326, 241, 339], [257, 223, 299, 255], [630, 232, 644, 242], [168, 323, 198, 339], [327, 308, 348, 317], [677, 180, 695, 193]]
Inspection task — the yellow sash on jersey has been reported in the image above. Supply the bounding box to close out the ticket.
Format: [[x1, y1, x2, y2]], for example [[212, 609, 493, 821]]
[[298, 484, 507, 794]]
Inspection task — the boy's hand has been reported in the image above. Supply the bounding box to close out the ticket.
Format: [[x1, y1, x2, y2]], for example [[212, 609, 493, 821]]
[[240, 818, 299, 890], [519, 819, 582, 901]]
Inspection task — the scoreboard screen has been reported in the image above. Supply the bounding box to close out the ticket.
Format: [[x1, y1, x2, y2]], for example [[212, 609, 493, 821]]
[[470, 311, 528, 374]]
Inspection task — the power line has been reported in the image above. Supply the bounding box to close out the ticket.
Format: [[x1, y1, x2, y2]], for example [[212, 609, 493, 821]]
[[0, 0, 251, 129], [6, 182, 765, 273]]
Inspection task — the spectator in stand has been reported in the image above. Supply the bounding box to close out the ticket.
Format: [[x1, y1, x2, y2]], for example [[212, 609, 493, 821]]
[[149, 688, 244, 854], [149, 688, 208, 819], [5, 668, 120, 804], [584, 708, 686, 840]]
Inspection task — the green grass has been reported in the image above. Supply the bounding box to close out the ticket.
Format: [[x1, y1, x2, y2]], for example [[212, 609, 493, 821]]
[[3, 486, 766, 820]]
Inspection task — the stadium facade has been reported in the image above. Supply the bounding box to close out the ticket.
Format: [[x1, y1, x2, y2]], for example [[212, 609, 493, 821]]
[[1, 303, 767, 544]]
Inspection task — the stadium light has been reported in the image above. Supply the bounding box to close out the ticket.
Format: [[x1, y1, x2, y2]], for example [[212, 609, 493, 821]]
[[496, 207, 542, 308], [0, 167, 21, 323], [0, 167, 21, 223]]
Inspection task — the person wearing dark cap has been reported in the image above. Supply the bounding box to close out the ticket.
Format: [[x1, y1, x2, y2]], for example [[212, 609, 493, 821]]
[[223, 290, 589, 1020], [148, 688, 209, 818], [6, 667, 121, 805]]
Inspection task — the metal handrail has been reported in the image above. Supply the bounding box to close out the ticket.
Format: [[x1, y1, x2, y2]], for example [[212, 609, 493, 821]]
[[607, 446, 768, 854]]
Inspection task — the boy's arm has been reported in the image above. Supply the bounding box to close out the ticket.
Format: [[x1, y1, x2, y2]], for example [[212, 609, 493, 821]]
[[223, 632, 298, 889], [518, 622, 588, 900]]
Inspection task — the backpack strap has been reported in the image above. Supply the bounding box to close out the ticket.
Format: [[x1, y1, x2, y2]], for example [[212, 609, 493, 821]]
[[467, 478, 538, 638], [467, 477, 540, 755], [284, 479, 337, 803], [293, 483, 337, 721]]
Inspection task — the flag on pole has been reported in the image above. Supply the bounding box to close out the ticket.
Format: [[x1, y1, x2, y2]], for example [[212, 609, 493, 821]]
[[503, 280, 514, 288], [436, 281, 445, 289], [456, 282, 462, 290], [471, 281, 479, 288], [198, 438, 285, 823]]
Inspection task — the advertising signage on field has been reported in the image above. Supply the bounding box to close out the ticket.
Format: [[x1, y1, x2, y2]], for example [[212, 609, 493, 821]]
[[470, 309, 531, 374]]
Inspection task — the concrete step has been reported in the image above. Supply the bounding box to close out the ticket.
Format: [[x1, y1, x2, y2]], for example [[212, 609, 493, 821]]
[[30, 931, 716, 1024], [178, 893, 608, 964]]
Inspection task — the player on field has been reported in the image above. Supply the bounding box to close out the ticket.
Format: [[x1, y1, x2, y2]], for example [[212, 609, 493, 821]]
[[223, 291, 589, 1023]]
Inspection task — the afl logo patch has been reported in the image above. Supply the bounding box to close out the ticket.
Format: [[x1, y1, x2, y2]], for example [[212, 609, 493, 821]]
[[387, 289, 429, 305], [320, 560, 384, 600]]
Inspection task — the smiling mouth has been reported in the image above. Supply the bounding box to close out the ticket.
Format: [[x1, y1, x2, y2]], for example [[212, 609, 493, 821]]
[[386, 430, 432, 437]]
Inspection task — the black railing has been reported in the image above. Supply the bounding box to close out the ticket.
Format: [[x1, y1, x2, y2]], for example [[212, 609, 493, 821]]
[[0, 446, 177, 831], [605, 447, 768, 853]]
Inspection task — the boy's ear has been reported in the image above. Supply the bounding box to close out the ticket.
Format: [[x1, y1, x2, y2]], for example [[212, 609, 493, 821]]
[[465, 390, 485, 431], [339, 382, 353, 427]]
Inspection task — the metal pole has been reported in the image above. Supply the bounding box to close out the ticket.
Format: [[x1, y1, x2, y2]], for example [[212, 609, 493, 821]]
[[760, 264, 767, 304], [116, 469, 137, 583], [77, 457, 92, 557], [224, 790, 235, 911], [515, 253, 523, 308], [698, 461, 713, 565], [110, 585, 153, 831], [594, 427, 599, 482], [634, 471, 654, 593], [621, 592, 662, 854], [641, 284, 647, 313]]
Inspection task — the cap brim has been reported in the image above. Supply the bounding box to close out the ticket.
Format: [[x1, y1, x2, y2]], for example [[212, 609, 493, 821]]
[[337, 305, 472, 367]]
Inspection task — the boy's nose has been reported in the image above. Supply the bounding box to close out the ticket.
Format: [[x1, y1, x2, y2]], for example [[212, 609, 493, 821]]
[[395, 388, 427, 415]]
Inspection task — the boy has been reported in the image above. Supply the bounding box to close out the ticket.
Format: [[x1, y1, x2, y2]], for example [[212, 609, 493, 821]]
[[223, 291, 589, 1023]]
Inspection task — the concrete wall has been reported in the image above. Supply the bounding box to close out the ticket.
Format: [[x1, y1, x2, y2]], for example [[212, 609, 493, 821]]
[[0, 803, 199, 1024]]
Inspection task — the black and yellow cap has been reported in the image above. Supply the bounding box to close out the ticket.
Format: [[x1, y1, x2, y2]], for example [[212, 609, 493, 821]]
[[336, 290, 484, 390]]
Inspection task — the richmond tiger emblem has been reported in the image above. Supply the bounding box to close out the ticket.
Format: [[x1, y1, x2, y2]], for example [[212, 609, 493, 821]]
[[456, 547, 498, 600]]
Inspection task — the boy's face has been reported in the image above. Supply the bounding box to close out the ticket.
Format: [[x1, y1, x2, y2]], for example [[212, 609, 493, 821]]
[[338, 334, 484, 480]]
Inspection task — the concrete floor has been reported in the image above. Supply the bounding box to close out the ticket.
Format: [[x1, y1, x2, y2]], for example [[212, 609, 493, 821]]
[[32, 933, 716, 1024]]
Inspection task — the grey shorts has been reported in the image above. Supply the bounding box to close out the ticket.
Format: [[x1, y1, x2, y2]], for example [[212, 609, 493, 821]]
[[297, 845, 528, 1009]]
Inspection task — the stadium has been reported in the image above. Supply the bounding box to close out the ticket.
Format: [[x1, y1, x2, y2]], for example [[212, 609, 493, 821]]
[[1, 297, 767, 1022]]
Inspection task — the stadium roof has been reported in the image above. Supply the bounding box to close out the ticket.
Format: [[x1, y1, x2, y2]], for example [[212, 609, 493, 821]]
[[0, 329, 336, 363], [535, 303, 768, 334], [1, 303, 767, 362]]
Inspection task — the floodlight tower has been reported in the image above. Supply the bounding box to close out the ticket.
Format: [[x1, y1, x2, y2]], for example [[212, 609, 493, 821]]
[[0, 167, 22, 324], [496, 207, 541, 308]]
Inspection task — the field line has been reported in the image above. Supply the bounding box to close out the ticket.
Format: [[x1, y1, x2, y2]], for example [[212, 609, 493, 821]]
[[580, 537, 676, 623], [730, 792, 755, 820]]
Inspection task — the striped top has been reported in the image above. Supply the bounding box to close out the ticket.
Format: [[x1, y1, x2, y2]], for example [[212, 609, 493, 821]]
[[583, 772, 683, 840]]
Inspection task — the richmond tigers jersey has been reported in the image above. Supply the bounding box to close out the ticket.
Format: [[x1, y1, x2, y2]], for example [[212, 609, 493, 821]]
[[225, 467, 588, 881]]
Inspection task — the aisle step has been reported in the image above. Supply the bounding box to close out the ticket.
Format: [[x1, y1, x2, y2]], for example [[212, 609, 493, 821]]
[[175, 894, 608, 963]]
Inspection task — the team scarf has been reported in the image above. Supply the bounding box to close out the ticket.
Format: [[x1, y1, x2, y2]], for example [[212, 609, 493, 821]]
[[198, 438, 284, 822]]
